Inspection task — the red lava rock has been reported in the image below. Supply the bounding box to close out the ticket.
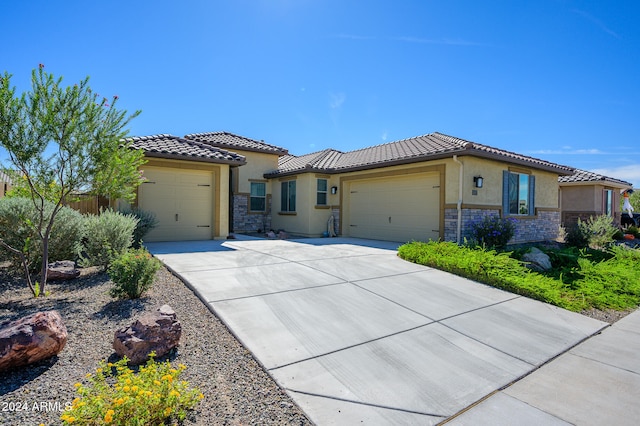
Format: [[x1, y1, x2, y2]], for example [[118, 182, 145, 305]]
[[0, 310, 68, 372], [47, 260, 80, 281], [113, 304, 181, 365]]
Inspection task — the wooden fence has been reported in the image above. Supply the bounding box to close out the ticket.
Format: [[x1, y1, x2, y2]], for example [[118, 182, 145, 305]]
[[65, 195, 111, 215]]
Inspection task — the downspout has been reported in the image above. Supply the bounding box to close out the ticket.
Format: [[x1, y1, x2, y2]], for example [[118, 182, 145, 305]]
[[452, 155, 463, 244]]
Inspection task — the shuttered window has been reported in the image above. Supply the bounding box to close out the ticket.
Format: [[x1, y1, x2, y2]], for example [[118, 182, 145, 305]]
[[503, 171, 535, 216]]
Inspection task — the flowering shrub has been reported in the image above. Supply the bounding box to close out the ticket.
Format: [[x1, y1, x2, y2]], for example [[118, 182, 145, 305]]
[[469, 216, 516, 249], [61, 355, 203, 425], [108, 248, 161, 299]]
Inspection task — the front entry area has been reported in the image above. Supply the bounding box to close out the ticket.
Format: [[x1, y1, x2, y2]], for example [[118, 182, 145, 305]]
[[138, 167, 214, 242], [344, 172, 441, 242]]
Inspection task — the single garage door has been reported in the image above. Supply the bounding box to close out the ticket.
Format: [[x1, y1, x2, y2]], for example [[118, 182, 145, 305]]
[[138, 167, 214, 242], [347, 173, 440, 242]]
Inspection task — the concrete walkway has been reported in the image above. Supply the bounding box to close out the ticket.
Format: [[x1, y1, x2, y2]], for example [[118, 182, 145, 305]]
[[146, 236, 638, 425]]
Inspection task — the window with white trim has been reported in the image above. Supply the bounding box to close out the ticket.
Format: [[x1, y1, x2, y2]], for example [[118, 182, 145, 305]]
[[250, 182, 266, 212], [503, 171, 535, 216]]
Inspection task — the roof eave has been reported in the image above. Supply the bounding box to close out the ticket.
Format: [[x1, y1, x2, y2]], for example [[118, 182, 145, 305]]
[[559, 179, 632, 189], [459, 150, 575, 175], [143, 151, 246, 166]]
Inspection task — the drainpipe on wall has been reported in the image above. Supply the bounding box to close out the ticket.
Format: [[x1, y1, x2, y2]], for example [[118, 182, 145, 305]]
[[452, 155, 464, 244]]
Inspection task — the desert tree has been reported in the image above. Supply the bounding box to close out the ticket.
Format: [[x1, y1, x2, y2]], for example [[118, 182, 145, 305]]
[[0, 65, 145, 296]]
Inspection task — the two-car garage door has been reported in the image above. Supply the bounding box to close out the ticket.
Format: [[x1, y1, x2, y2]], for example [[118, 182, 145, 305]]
[[346, 172, 441, 243], [138, 168, 214, 242]]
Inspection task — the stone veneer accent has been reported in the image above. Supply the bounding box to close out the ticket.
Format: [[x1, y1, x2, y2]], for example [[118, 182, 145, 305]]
[[232, 194, 272, 233], [444, 208, 560, 244]]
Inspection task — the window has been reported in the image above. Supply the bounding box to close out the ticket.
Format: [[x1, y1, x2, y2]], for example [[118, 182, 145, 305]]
[[604, 189, 613, 216], [250, 182, 266, 211], [280, 180, 296, 212], [503, 171, 535, 216], [317, 179, 328, 205]]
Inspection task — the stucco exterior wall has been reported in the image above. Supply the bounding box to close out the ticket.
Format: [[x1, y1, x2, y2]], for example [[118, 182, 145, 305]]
[[270, 173, 341, 236], [451, 156, 560, 209], [560, 183, 625, 227], [138, 157, 230, 238], [267, 157, 562, 243]]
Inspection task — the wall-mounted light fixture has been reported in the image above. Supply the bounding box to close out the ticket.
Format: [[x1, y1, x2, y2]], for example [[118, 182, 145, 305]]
[[331, 186, 338, 194], [473, 176, 484, 188]]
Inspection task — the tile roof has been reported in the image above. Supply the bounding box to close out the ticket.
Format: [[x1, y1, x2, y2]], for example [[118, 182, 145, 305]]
[[265, 132, 575, 177], [558, 168, 632, 187], [125, 134, 246, 165], [184, 131, 288, 155]]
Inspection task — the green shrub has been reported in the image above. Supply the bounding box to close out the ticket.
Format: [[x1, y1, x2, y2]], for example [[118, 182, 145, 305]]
[[0, 197, 84, 272], [585, 215, 618, 249], [61, 355, 203, 425], [624, 225, 640, 238], [119, 207, 158, 248], [78, 209, 138, 269], [468, 216, 516, 249], [566, 215, 618, 249], [565, 220, 590, 249], [108, 248, 161, 299], [398, 241, 640, 312]]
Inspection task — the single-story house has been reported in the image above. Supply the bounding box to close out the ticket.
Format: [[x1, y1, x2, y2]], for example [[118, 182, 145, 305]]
[[130, 131, 581, 244], [558, 169, 632, 228]]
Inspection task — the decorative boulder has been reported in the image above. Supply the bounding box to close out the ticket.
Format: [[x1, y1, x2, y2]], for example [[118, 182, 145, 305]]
[[113, 305, 181, 365], [522, 247, 552, 272], [0, 310, 68, 372], [47, 260, 80, 281]]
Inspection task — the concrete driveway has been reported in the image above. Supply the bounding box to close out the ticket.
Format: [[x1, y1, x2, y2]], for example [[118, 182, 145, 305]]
[[147, 236, 608, 425]]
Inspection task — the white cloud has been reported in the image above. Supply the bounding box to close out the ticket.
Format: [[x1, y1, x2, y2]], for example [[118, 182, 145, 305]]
[[329, 92, 346, 109], [592, 164, 640, 187], [381, 131, 388, 141]]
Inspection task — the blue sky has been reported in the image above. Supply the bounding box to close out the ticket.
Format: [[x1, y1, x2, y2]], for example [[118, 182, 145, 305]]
[[2, 0, 639, 186]]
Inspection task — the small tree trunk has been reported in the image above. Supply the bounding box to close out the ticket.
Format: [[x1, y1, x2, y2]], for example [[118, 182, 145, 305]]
[[39, 237, 49, 297], [0, 240, 37, 296]]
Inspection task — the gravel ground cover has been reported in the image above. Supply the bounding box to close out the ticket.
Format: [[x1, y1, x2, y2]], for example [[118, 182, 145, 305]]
[[0, 265, 311, 426]]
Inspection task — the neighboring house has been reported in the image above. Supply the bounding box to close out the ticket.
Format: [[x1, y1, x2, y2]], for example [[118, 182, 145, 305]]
[[0, 171, 11, 197], [183, 132, 288, 234], [558, 169, 632, 228], [125, 134, 246, 242], [261, 132, 574, 244]]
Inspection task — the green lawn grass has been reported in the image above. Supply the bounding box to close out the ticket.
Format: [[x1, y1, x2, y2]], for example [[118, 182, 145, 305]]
[[397, 241, 640, 312]]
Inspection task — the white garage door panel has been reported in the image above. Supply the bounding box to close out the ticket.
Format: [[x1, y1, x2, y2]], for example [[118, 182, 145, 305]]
[[139, 168, 214, 242], [348, 173, 440, 242]]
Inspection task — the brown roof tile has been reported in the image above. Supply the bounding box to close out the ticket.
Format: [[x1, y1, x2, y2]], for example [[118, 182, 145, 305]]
[[184, 131, 288, 155], [558, 168, 632, 187], [265, 132, 574, 177], [125, 134, 246, 165]]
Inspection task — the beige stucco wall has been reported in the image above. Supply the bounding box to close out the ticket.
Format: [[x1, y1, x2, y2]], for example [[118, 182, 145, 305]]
[[268, 157, 562, 237], [270, 173, 341, 236], [137, 157, 231, 238], [451, 156, 559, 209], [560, 183, 625, 225], [232, 150, 280, 195]]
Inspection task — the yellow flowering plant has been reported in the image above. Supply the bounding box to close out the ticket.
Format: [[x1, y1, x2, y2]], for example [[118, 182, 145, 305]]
[[61, 354, 204, 425]]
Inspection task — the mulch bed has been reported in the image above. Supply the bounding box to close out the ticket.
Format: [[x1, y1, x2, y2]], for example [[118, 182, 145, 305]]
[[0, 265, 311, 425]]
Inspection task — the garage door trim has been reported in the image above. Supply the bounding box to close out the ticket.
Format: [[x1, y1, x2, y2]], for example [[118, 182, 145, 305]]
[[339, 164, 445, 241]]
